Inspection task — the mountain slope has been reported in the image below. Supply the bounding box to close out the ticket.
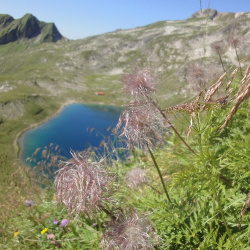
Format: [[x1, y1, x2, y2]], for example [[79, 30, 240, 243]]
[[0, 9, 249, 118], [0, 13, 63, 44]]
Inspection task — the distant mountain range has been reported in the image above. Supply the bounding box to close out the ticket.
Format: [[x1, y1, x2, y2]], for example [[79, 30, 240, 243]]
[[0, 13, 63, 44], [0, 9, 249, 119]]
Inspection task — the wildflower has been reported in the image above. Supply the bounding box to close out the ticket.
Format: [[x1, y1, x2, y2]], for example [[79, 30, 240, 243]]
[[210, 40, 228, 75], [228, 34, 244, 76], [186, 63, 208, 91], [126, 167, 148, 189], [47, 233, 55, 239], [60, 219, 69, 227], [210, 40, 227, 55], [55, 151, 112, 216], [115, 101, 167, 151], [122, 68, 157, 98], [25, 199, 35, 206], [228, 34, 243, 49], [53, 196, 57, 200], [41, 228, 48, 234], [102, 209, 158, 249], [14, 231, 19, 237], [53, 220, 59, 225]]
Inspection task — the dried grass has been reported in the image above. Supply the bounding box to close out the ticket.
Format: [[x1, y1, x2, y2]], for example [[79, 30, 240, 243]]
[[220, 64, 250, 130], [203, 72, 226, 107], [239, 192, 250, 230]]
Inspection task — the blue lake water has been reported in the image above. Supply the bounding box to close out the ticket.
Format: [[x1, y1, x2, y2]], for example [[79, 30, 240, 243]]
[[19, 103, 122, 165]]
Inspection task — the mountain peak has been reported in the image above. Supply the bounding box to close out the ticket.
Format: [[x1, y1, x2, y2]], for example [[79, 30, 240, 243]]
[[0, 13, 63, 45], [190, 9, 218, 20], [0, 14, 14, 28]]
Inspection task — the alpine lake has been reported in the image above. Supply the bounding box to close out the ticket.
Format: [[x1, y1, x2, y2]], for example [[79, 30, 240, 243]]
[[18, 103, 123, 171]]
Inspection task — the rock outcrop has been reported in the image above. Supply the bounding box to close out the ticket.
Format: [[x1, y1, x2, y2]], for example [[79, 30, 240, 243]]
[[190, 9, 218, 20]]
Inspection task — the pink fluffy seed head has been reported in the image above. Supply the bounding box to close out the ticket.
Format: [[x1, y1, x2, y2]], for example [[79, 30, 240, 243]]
[[115, 101, 167, 151], [122, 69, 157, 97], [102, 209, 158, 250], [54, 151, 112, 217]]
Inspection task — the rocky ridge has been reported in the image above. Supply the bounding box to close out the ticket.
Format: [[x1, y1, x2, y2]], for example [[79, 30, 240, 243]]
[[0, 13, 63, 44]]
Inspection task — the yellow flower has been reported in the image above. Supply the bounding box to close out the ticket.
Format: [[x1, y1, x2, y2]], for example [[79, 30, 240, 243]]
[[53, 196, 57, 200], [41, 228, 48, 234], [14, 231, 19, 237]]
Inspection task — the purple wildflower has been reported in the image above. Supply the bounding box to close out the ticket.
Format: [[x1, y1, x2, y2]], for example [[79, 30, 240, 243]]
[[126, 167, 148, 189], [102, 209, 158, 250], [25, 199, 35, 206], [53, 220, 59, 225], [60, 219, 69, 227], [54, 151, 112, 216], [122, 68, 157, 98], [115, 101, 167, 151]]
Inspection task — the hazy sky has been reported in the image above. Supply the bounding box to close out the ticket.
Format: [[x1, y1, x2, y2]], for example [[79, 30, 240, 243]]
[[1, 0, 249, 40]]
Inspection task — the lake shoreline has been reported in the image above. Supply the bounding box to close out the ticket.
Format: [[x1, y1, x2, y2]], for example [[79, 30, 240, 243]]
[[14, 99, 77, 159], [15, 100, 123, 162]]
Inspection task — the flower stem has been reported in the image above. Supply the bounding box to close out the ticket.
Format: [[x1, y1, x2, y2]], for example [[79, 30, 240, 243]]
[[147, 144, 171, 203], [148, 96, 196, 155], [166, 118, 197, 155], [234, 47, 243, 77]]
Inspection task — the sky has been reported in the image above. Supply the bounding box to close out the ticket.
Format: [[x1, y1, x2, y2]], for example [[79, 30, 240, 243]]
[[1, 0, 250, 40]]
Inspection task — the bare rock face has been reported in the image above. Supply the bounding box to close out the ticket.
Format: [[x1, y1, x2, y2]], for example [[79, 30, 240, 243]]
[[0, 101, 24, 119]]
